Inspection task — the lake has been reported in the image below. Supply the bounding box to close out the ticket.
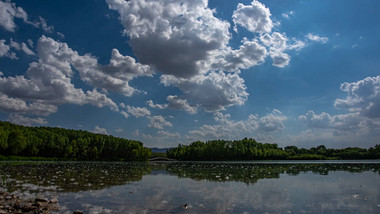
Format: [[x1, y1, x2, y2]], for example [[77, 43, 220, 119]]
[[1, 160, 380, 213]]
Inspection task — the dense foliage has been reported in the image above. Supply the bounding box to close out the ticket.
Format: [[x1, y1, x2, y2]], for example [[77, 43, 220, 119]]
[[0, 121, 151, 160], [166, 138, 380, 160]]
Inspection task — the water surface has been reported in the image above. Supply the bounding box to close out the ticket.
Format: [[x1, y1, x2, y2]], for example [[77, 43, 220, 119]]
[[1, 160, 379, 213]]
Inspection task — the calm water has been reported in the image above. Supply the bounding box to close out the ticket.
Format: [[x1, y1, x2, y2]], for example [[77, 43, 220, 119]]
[[1, 160, 380, 213]]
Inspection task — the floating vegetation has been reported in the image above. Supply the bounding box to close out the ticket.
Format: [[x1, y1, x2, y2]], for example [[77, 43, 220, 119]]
[[0, 162, 151, 193]]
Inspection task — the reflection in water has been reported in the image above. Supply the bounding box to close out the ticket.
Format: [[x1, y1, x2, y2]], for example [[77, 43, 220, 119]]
[[165, 162, 380, 184], [0, 161, 379, 213], [0, 161, 151, 193]]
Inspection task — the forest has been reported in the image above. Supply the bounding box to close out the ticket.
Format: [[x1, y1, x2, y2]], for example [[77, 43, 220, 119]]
[[1, 121, 379, 161], [0, 121, 151, 161], [166, 138, 380, 161]]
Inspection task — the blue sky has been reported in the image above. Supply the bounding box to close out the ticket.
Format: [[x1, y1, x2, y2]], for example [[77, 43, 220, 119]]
[[1, 0, 380, 148]]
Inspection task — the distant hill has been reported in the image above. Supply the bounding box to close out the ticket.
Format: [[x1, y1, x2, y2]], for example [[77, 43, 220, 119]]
[[150, 147, 173, 153]]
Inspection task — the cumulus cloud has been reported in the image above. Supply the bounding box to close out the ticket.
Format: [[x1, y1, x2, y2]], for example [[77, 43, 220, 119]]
[[148, 115, 172, 130], [260, 32, 290, 67], [287, 39, 306, 51], [270, 52, 290, 68], [92, 126, 109, 135], [21, 42, 36, 55], [258, 109, 287, 131], [299, 75, 380, 137], [106, 0, 320, 112], [0, 93, 57, 116], [126, 105, 151, 118], [147, 100, 167, 110], [0, 0, 28, 32], [156, 130, 181, 138], [8, 114, 48, 126], [0, 39, 17, 59], [212, 38, 267, 71], [187, 109, 287, 141], [147, 95, 197, 114], [298, 111, 370, 136], [161, 71, 248, 112], [0, 38, 36, 59], [167, 95, 197, 114], [334, 76, 380, 118], [34, 16, 54, 33], [0, 36, 154, 120], [107, 0, 231, 79], [0, 1, 53, 33], [35, 37, 154, 97], [85, 89, 119, 111], [232, 1, 273, 33], [120, 111, 129, 119], [306, 33, 328, 43]]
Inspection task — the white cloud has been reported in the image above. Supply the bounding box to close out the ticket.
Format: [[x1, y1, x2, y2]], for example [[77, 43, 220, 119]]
[[57, 32, 65, 39], [260, 32, 287, 50], [119, 102, 126, 109], [299, 111, 333, 129], [298, 111, 371, 136], [85, 89, 119, 111], [27, 39, 34, 48], [282, 11, 294, 19], [271, 52, 290, 68], [161, 71, 248, 112], [260, 32, 301, 67], [232, 0, 273, 33], [147, 100, 167, 109], [0, 39, 35, 59], [9, 38, 20, 49], [0, 93, 57, 116], [120, 110, 129, 119], [0, 36, 153, 120], [187, 109, 287, 141], [306, 33, 328, 43], [212, 38, 267, 71], [8, 114, 48, 126], [92, 126, 109, 135], [167, 95, 197, 114], [299, 75, 380, 138], [287, 39, 306, 51], [334, 76, 380, 118], [148, 115, 172, 130], [35, 16, 54, 33], [258, 109, 287, 131], [115, 128, 124, 133], [34, 36, 153, 97], [107, 0, 231, 79], [148, 95, 198, 114], [0, 1, 53, 33], [0, 0, 28, 32], [107, 0, 321, 112], [157, 130, 181, 138], [126, 105, 151, 118], [0, 39, 17, 59], [21, 42, 36, 55]]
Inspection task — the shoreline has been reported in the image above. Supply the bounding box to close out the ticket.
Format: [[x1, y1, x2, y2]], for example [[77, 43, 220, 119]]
[[0, 191, 83, 214]]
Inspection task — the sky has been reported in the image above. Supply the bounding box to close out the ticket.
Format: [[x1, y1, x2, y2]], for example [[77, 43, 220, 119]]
[[0, 0, 380, 148]]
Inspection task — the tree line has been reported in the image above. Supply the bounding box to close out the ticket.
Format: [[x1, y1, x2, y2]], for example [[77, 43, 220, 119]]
[[0, 121, 151, 160], [166, 138, 380, 160]]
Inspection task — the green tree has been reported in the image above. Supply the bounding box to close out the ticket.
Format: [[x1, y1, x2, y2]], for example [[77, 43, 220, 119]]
[[7, 130, 27, 155], [0, 127, 8, 152]]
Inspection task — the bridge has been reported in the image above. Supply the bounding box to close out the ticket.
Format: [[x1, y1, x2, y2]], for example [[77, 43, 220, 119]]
[[149, 157, 177, 162]]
